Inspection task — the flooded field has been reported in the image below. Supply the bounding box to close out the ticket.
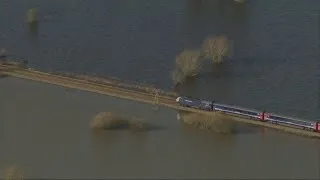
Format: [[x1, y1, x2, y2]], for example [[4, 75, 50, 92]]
[[0, 77, 319, 179]]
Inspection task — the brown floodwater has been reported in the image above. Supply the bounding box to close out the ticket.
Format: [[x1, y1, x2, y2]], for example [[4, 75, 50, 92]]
[[0, 77, 319, 179]]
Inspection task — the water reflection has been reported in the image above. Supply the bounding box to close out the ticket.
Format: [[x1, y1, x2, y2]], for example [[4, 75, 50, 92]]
[[180, 0, 251, 100], [1, 0, 320, 177], [179, 120, 237, 150], [90, 131, 120, 148], [187, 0, 203, 14], [27, 22, 38, 38]]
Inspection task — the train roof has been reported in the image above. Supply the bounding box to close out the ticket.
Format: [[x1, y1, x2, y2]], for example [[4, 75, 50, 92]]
[[179, 96, 317, 124], [180, 96, 211, 102], [268, 113, 316, 124], [214, 103, 261, 113]]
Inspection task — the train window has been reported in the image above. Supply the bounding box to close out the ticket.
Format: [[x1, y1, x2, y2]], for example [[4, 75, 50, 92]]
[[213, 105, 225, 109], [269, 115, 313, 127], [239, 110, 257, 115], [235, 109, 247, 114], [247, 112, 257, 116], [270, 116, 288, 123], [216, 106, 233, 112], [227, 107, 257, 116], [214, 104, 259, 116]]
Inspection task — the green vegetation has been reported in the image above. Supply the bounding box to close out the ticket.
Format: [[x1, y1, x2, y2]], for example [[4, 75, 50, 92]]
[[90, 112, 150, 132]]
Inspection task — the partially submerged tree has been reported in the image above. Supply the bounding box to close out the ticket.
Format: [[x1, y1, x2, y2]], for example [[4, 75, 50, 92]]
[[175, 49, 202, 77], [171, 49, 203, 87], [171, 68, 185, 86], [171, 35, 231, 87], [202, 35, 229, 64]]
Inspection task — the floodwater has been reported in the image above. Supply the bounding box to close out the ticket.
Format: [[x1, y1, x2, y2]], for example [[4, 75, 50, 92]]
[[0, 0, 319, 178], [0, 77, 319, 179], [0, 0, 319, 117]]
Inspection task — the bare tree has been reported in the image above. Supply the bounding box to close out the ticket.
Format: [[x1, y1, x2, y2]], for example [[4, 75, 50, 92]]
[[175, 49, 202, 77], [202, 35, 229, 64], [171, 68, 185, 86]]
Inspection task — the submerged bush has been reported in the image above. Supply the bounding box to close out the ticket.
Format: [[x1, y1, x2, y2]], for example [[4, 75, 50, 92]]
[[2, 166, 24, 180], [175, 49, 202, 77], [202, 35, 229, 64], [178, 111, 233, 134], [90, 112, 149, 132]]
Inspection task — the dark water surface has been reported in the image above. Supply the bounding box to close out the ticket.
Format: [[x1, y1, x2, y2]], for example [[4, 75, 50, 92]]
[[0, 0, 319, 178]]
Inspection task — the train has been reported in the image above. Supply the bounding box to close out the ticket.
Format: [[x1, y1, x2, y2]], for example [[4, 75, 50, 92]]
[[175, 96, 320, 133]]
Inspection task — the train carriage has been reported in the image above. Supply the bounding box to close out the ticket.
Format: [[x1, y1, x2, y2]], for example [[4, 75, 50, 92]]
[[266, 114, 316, 130], [176, 97, 213, 111], [175, 96, 320, 133], [213, 103, 262, 120], [313, 122, 320, 132]]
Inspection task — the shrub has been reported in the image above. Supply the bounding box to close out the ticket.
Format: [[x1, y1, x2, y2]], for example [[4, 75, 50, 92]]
[[90, 112, 149, 132], [175, 49, 202, 77], [179, 111, 233, 134], [202, 35, 229, 64]]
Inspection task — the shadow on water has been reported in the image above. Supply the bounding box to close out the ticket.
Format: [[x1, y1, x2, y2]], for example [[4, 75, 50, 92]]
[[208, 59, 268, 79], [90, 126, 151, 156], [98, 121, 165, 132], [179, 122, 237, 150], [90, 129, 150, 148], [232, 123, 264, 134], [176, 64, 234, 99], [210, 62, 230, 78], [90, 131, 120, 147]]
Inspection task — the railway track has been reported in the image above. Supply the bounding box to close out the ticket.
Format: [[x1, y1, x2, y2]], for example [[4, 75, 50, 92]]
[[1, 64, 320, 138], [1, 65, 179, 108]]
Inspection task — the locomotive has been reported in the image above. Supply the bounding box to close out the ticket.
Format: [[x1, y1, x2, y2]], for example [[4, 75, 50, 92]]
[[176, 96, 320, 132]]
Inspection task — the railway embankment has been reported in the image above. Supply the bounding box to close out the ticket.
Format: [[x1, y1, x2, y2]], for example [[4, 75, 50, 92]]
[[1, 61, 320, 138]]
